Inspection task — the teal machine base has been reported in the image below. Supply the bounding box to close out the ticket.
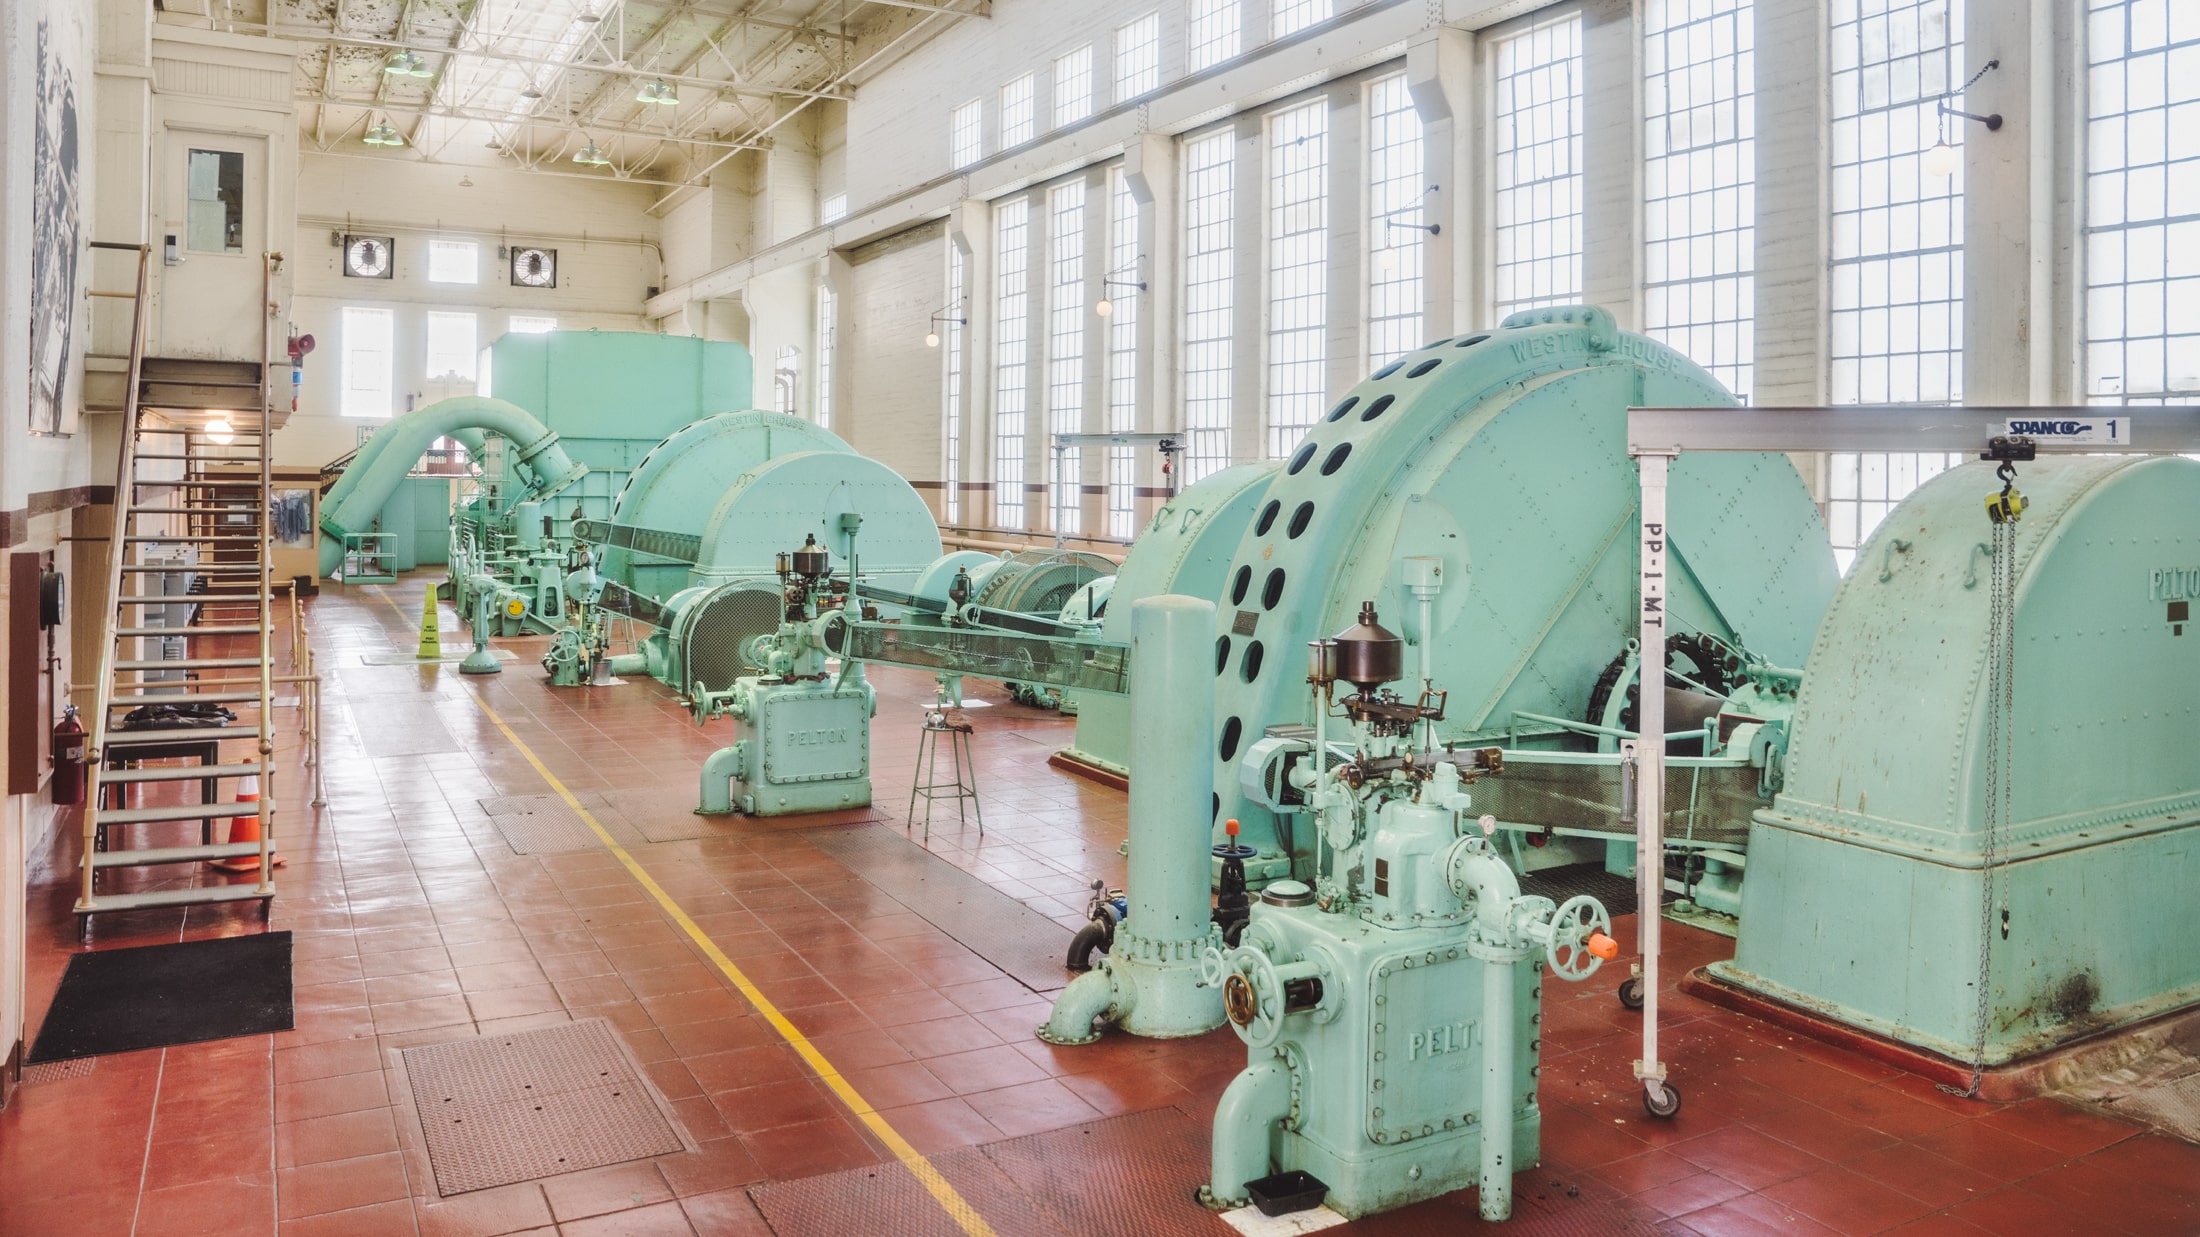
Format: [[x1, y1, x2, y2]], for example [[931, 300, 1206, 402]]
[[698, 679, 873, 817]]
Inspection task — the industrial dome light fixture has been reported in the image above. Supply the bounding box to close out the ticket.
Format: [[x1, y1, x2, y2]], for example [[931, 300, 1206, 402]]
[[575, 6, 603, 22], [1925, 58, 2001, 179], [1094, 256, 1147, 317], [572, 142, 610, 166], [363, 120, 405, 147], [636, 78, 678, 105], [383, 49, 432, 77], [924, 304, 967, 348]]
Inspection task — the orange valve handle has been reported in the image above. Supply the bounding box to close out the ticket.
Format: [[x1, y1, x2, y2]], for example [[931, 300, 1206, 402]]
[[1587, 933, 1619, 961], [1225, 817, 1240, 837]]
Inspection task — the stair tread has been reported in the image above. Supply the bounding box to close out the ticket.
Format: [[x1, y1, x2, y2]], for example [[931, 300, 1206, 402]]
[[112, 657, 263, 669], [76, 885, 270, 915], [100, 727, 251, 745], [92, 842, 267, 869], [94, 802, 263, 825], [100, 761, 266, 783], [107, 692, 267, 707], [114, 625, 262, 635]]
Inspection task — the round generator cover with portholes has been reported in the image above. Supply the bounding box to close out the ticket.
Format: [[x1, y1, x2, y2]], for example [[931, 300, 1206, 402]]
[[1203, 305, 1838, 847], [971, 550, 1117, 617]]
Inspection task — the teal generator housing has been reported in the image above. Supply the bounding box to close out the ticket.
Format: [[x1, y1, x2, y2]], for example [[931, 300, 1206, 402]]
[[1712, 456, 2200, 1065]]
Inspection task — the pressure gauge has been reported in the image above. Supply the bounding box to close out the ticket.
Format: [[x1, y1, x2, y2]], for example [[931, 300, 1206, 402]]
[[343, 234, 395, 279]]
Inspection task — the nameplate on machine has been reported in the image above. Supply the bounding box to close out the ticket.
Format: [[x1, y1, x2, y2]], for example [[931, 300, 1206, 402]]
[[2003, 416, 2131, 446]]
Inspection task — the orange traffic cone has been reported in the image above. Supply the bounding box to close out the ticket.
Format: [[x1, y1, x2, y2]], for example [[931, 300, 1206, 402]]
[[210, 774, 283, 873]]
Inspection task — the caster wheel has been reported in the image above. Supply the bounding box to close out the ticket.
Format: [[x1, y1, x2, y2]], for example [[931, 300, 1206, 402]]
[[1643, 1083, 1682, 1119], [1066, 921, 1108, 972], [1618, 976, 1645, 1011]]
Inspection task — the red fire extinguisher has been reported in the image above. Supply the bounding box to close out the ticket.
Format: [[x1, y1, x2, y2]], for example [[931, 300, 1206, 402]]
[[52, 704, 86, 806]]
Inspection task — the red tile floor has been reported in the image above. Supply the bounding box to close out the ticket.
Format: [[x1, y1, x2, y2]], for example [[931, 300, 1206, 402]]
[[2, 575, 2194, 1235]]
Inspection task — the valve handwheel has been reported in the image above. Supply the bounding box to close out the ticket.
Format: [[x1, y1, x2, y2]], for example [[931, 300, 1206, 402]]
[[1546, 895, 1618, 982], [1216, 949, 1286, 1048]]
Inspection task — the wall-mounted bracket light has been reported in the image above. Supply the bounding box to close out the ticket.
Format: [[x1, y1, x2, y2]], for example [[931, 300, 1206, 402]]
[[925, 305, 968, 348], [1925, 59, 2001, 178], [1094, 257, 1147, 317], [1373, 187, 1441, 273]]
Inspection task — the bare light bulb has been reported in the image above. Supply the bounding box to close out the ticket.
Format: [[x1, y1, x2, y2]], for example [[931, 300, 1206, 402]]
[[1095, 297, 1113, 317], [925, 329, 941, 348], [205, 418, 235, 445], [1924, 141, 1959, 178], [1375, 246, 1399, 274]]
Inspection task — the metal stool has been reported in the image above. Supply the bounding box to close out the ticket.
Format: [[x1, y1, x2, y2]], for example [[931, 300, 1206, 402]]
[[908, 709, 982, 844]]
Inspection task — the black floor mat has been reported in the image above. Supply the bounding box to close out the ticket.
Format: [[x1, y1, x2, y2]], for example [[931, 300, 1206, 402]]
[[28, 931, 293, 1063]]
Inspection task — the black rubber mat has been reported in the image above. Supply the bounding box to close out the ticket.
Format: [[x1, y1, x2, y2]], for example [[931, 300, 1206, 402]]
[[803, 825, 1073, 994], [28, 931, 292, 1063]]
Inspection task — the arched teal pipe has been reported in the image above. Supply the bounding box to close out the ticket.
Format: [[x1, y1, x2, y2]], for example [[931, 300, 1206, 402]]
[[318, 396, 584, 577]]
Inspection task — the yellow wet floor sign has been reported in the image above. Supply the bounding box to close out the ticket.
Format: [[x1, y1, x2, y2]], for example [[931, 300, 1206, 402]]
[[417, 586, 441, 658]]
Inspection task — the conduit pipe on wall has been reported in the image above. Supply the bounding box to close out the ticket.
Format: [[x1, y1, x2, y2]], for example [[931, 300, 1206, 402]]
[[318, 396, 583, 577]]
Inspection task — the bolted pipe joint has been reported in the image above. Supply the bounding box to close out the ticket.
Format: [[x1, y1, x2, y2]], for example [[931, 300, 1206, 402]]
[[1199, 1056, 1296, 1210]]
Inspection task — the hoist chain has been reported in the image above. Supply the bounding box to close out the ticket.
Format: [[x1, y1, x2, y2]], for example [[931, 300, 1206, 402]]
[[1949, 467, 2023, 1099]]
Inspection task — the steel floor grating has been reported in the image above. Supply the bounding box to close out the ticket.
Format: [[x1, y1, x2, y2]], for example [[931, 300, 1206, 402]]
[[804, 824, 1074, 994], [18, 1058, 95, 1085], [401, 1017, 685, 1195], [480, 793, 648, 855], [1519, 863, 1639, 918]]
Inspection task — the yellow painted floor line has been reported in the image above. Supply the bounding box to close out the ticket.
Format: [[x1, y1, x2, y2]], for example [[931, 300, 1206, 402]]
[[454, 663, 998, 1236]]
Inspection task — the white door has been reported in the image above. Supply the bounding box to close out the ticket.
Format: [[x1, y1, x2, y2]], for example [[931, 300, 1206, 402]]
[[157, 129, 266, 361]]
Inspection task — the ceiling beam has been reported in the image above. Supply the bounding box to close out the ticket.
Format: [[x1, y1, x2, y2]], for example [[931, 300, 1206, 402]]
[[299, 91, 764, 150], [270, 26, 853, 101]]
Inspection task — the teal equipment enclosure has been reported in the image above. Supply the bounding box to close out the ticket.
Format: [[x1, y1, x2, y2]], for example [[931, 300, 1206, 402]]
[[1713, 456, 2200, 1065], [1203, 306, 1838, 882], [321, 332, 755, 579]]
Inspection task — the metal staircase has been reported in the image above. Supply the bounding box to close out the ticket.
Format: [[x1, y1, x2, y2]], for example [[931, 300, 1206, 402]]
[[75, 244, 279, 934]]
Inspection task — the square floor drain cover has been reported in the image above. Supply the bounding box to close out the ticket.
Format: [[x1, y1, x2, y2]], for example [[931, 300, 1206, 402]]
[[403, 1017, 684, 1195], [483, 796, 602, 855]]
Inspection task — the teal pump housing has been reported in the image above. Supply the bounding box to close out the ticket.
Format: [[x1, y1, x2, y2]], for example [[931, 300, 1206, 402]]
[[1199, 307, 1837, 884], [1714, 456, 2200, 1065]]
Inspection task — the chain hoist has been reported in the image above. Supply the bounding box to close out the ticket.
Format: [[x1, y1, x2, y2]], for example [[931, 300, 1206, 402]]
[[1949, 438, 2029, 1097]]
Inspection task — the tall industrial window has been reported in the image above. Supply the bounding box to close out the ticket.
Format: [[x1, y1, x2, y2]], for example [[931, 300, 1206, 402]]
[[508, 315, 556, 333], [1643, 0, 1757, 399], [995, 198, 1033, 528], [1107, 168, 1141, 538], [1182, 130, 1236, 483], [816, 285, 836, 431], [1492, 12, 1585, 316], [1055, 47, 1094, 128], [427, 238, 478, 284], [1272, 0, 1329, 39], [1268, 101, 1329, 459], [1826, 0, 1967, 571], [1117, 13, 1162, 102], [952, 99, 983, 168], [2084, 0, 2200, 405], [340, 307, 394, 418], [1367, 74, 1428, 368], [1189, 0, 1241, 72], [1048, 181, 1087, 534], [774, 347, 800, 415], [424, 310, 477, 387], [944, 244, 968, 524], [1002, 75, 1037, 148]]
